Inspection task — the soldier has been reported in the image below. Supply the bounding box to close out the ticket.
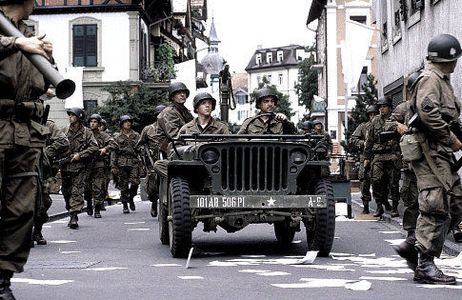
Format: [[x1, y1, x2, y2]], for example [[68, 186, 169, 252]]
[[349, 105, 378, 214], [178, 92, 230, 137], [0, 0, 56, 297], [311, 119, 333, 159], [364, 97, 401, 218], [237, 87, 296, 134], [33, 120, 69, 245], [405, 34, 462, 285], [61, 108, 98, 229], [157, 82, 194, 154], [153, 82, 193, 179], [136, 104, 166, 217], [301, 120, 312, 134], [100, 118, 112, 208], [113, 115, 141, 214], [85, 114, 116, 218]]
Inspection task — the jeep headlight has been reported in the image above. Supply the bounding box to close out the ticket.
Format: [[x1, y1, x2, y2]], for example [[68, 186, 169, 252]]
[[290, 149, 307, 165], [201, 148, 220, 164]]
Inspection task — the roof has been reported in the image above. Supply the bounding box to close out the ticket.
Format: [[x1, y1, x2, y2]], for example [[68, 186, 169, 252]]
[[209, 17, 220, 43], [306, 0, 327, 25], [245, 44, 305, 72]]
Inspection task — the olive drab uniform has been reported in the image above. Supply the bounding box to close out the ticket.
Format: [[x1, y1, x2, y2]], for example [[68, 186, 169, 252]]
[[157, 103, 194, 154], [154, 103, 193, 178], [311, 127, 333, 159], [0, 15, 51, 273], [178, 117, 231, 137], [86, 129, 116, 214], [113, 129, 141, 207], [237, 113, 297, 134], [391, 101, 419, 231], [137, 122, 164, 202], [61, 124, 98, 214], [410, 63, 462, 257], [34, 121, 69, 243], [364, 113, 402, 212], [350, 122, 373, 204]]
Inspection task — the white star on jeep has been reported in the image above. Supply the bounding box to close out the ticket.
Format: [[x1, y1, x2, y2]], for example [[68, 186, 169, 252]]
[[267, 197, 276, 207]]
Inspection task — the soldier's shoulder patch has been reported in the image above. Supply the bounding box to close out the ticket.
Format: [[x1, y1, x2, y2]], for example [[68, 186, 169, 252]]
[[421, 97, 434, 113]]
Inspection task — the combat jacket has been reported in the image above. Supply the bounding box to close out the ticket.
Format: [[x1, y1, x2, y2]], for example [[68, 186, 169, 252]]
[[61, 124, 98, 172], [157, 103, 193, 153], [177, 117, 230, 136], [237, 113, 297, 134], [136, 122, 163, 163], [113, 129, 140, 168], [0, 11, 51, 149], [42, 120, 69, 179], [90, 129, 117, 168], [415, 63, 461, 152], [349, 121, 370, 161], [391, 101, 412, 170], [364, 113, 400, 161]]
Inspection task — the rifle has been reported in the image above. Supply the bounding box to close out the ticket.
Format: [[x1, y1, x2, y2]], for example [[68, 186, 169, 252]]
[[55, 156, 71, 167], [41, 104, 50, 125], [144, 144, 156, 170]]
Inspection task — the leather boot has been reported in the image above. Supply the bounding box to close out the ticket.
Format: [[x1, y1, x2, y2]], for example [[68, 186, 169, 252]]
[[362, 201, 369, 214], [129, 185, 138, 211], [122, 202, 130, 214], [0, 270, 15, 300], [68, 212, 79, 229], [453, 227, 462, 243], [373, 204, 384, 217], [414, 252, 456, 285], [394, 231, 417, 271], [100, 201, 106, 211], [150, 199, 158, 218], [383, 200, 392, 211], [94, 204, 101, 219], [391, 201, 399, 217], [86, 200, 93, 216], [33, 224, 47, 245]]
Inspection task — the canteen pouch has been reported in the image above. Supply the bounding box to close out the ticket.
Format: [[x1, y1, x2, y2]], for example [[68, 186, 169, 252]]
[[400, 134, 422, 162]]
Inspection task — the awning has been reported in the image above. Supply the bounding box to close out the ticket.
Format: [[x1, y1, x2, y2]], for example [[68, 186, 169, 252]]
[[306, 0, 327, 25]]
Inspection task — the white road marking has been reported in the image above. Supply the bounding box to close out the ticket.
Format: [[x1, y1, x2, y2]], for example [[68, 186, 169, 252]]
[[360, 276, 407, 281], [257, 271, 290, 276], [345, 280, 371, 291], [417, 285, 462, 289], [336, 216, 377, 222], [358, 253, 376, 257], [380, 231, 401, 234], [292, 265, 355, 272], [42, 225, 52, 228], [151, 264, 182, 267], [208, 261, 240, 267], [178, 276, 203, 280], [291, 240, 302, 244], [273, 278, 355, 289], [365, 269, 413, 274], [12, 278, 74, 286], [124, 222, 146, 225], [60, 251, 81, 254], [50, 220, 68, 224], [49, 240, 77, 244], [86, 267, 128, 271], [385, 239, 406, 246], [127, 228, 150, 231], [240, 255, 266, 258], [238, 269, 271, 273]]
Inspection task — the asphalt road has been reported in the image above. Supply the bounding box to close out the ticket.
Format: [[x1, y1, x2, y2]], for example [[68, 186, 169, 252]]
[[13, 198, 462, 300]]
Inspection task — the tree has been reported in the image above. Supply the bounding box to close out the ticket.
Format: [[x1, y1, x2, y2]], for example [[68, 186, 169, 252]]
[[250, 76, 294, 118], [97, 81, 168, 132], [295, 45, 318, 115], [341, 74, 378, 156]]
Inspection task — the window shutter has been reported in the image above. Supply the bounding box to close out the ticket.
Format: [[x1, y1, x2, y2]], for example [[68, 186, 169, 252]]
[[85, 25, 97, 66], [73, 25, 85, 66]]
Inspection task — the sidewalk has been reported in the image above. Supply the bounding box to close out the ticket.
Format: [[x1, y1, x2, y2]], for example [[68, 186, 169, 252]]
[[350, 192, 462, 256]]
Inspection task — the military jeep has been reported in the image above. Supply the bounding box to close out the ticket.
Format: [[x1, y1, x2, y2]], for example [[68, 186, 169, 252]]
[[158, 133, 335, 258]]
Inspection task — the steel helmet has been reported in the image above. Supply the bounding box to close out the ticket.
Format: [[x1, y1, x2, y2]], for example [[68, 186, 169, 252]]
[[119, 114, 133, 127], [193, 92, 216, 112], [255, 87, 278, 108], [87, 113, 102, 124], [377, 96, 393, 107], [407, 71, 422, 91], [366, 104, 378, 114], [168, 82, 190, 100], [66, 107, 85, 120], [154, 104, 167, 116], [427, 34, 462, 63], [301, 120, 312, 131], [312, 119, 323, 127]]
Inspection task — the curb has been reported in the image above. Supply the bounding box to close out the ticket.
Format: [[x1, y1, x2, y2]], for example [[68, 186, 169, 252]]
[[350, 198, 461, 256]]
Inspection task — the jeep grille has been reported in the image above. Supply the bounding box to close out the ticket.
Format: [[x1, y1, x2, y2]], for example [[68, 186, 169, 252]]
[[220, 145, 289, 192]]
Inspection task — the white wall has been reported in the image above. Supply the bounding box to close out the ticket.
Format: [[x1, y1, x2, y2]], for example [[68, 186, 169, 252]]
[[30, 12, 132, 81]]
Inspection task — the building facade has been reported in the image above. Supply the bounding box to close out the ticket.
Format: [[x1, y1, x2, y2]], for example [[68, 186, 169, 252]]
[[308, 0, 377, 154], [372, 0, 462, 103], [245, 45, 308, 124]]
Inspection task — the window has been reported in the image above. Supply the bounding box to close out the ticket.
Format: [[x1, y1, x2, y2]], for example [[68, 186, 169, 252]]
[[83, 100, 98, 115], [256, 75, 261, 83], [381, 0, 388, 52], [407, 0, 422, 27], [236, 94, 247, 105], [73, 24, 97, 67], [392, 0, 402, 43], [278, 73, 283, 85], [267, 74, 272, 83], [266, 52, 272, 64], [350, 15, 367, 24], [277, 51, 283, 62], [256, 53, 262, 65]]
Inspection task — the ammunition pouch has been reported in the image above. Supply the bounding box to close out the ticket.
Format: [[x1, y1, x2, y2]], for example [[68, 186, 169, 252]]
[[0, 99, 44, 122], [400, 133, 423, 162]]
